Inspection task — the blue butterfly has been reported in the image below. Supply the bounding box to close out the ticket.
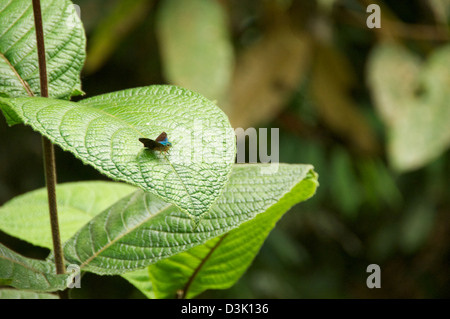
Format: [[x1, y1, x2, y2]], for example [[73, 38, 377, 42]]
[[139, 132, 172, 154]]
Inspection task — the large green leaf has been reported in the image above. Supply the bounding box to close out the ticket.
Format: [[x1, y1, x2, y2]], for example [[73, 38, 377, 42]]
[[147, 169, 318, 298], [157, 0, 233, 105], [0, 0, 85, 99], [367, 43, 450, 171], [0, 181, 137, 248], [62, 164, 317, 275], [0, 85, 236, 218], [0, 243, 68, 292]]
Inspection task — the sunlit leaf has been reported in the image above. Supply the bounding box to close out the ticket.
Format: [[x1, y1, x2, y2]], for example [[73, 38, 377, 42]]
[[0, 85, 236, 218]]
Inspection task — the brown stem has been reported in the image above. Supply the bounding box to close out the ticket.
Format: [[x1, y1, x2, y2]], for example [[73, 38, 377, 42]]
[[32, 0, 67, 299], [345, 1, 449, 42]]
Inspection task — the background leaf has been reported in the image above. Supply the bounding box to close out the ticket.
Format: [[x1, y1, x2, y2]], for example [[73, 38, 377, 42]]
[[0, 243, 67, 292], [121, 268, 155, 299], [399, 202, 435, 254], [229, 22, 310, 129], [84, 0, 152, 75], [157, 0, 234, 107], [427, 0, 450, 24], [0, 85, 235, 218], [330, 146, 362, 219], [0, 0, 85, 99], [62, 164, 317, 275], [2, 0, 447, 299]]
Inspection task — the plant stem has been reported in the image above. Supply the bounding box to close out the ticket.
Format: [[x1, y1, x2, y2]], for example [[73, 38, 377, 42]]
[[32, 0, 67, 299]]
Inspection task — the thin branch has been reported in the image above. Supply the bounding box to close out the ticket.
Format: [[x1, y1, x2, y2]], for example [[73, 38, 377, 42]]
[[32, 0, 67, 299]]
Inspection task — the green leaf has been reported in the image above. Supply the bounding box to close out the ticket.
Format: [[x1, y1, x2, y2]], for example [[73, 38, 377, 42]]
[[157, 0, 234, 105], [0, 243, 68, 292], [368, 43, 450, 171], [0, 181, 137, 249], [0, 289, 58, 299], [0, 85, 236, 218], [312, 45, 379, 154], [148, 169, 318, 299], [62, 164, 317, 275], [330, 147, 362, 218], [121, 268, 155, 299], [0, 0, 85, 100], [229, 24, 311, 128]]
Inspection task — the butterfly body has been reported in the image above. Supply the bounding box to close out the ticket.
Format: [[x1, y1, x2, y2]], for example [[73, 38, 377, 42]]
[[139, 132, 172, 154]]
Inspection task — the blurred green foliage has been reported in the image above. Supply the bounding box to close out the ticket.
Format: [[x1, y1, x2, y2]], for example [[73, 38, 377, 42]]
[[1, 0, 449, 298]]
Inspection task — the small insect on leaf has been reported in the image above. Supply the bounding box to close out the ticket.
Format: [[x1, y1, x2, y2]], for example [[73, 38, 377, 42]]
[[139, 132, 172, 155]]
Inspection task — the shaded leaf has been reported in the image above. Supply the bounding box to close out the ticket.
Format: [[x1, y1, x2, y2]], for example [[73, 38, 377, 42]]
[[428, 0, 450, 24], [399, 203, 435, 254], [84, 0, 152, 74], [121, 268, 155, 299], [330, 146, 362, 218], [229, 25, 310, 128], [311, 45, 379, 155], [357, 158, 402, 210]]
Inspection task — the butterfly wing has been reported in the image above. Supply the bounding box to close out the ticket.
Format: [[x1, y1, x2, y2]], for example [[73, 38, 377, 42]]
[[140, 132, 171, 153], [139, 138, 160, 150], [155, 132, 169, 145]]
